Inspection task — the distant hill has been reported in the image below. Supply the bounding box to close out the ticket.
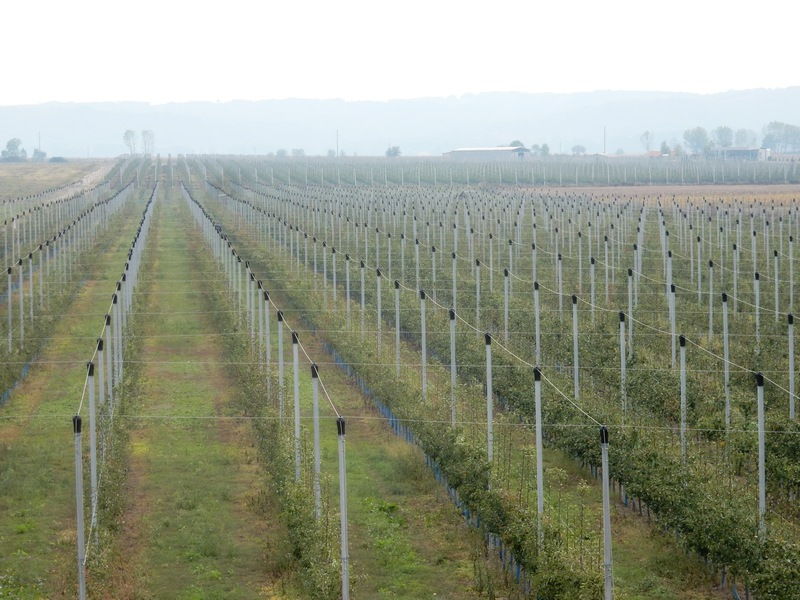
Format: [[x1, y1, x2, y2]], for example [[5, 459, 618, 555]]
[[2, 88, 800, 157]]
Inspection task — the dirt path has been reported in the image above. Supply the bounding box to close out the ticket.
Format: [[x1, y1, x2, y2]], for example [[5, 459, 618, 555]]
[[98, 190, 286, 599]]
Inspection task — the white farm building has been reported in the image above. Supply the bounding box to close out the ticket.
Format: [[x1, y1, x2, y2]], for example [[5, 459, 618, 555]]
[[443, 146, 528, 161]]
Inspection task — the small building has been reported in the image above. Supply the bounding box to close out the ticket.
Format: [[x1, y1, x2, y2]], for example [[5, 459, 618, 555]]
[[708, 147, 767, 161], [443, 147, 528, 161]]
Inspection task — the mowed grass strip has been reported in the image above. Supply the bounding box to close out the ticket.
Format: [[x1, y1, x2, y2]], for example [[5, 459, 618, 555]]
[[0, 194, 147, 598], [252, 274, 505, 597], [102, 192, 281, 600]]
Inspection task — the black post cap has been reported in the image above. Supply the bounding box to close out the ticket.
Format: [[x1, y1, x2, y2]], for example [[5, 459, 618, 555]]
[[73, 415, 82, 434], [679, 334, 686, 347], [485, 332, 491, 345], [311, 363, 319, 378], [97, 338, 103, 351], [277, 310, 284, 322], [722, 292, 728, 302], [600, 426, 609, 444], [619, 311, 625, 322], [534, 366, 541, 381], [756, 372, 764, 386], [337, 416, 346, 435], [87, 362, 94, 376]]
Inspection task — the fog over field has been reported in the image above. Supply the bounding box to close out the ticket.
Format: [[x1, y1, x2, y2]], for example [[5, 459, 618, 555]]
[[3, 87, 800, 157]]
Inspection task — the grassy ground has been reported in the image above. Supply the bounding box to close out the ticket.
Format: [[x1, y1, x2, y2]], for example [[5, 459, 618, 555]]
[[93, 190, 283, 599], [0, 193, 147, 599], [0, 161, 106, 200]]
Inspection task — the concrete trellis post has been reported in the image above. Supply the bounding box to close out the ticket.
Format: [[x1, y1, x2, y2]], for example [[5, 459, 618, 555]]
[[626, 268, 633, 353], [312, 363, 321, 519], [394, 281, 401, 377], [376, 269, 382, 354], [533, 367, 544, 543], [451, 252, 457, 310], [73, 415, 87, 600], [590, 256, 596, 323], [503, 268, 510, 342], [754, 272, 761, 344], [7, 267, 12, 352], [572, 295, 580, 400], [87, 362, 98, 542], [722, 293, 730, 428], [336, 417, 350, 600], [18, 259, 24, 346], [534, 281, 541, 365], [420, 290, 427, 400], [773, 250, 779, 321], [619, 312, 626, 412], [600, 426, 613, 600], [680, 334, 687, 462], [449, 308, 457, 426], [485, 333, 493, 464], [475, 259, 481, 332], [790, 314, 796, 420], [756, 372, 766, 539], [292, 331, 301, 481], [345, 255, 351, 328], [669, 284, 677, 368], [277, 310, 285, 420], [360, 260, 365, 338]]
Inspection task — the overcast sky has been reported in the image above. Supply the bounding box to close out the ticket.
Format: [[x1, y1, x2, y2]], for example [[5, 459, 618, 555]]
[[5, 0, 798, 105]]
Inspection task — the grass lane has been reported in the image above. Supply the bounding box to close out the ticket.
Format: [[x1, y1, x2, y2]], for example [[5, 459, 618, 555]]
[[95, 190, 286, 599]]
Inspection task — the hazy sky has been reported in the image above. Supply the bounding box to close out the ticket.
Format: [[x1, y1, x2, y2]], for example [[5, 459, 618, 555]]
[[6, 0, 798, 105]]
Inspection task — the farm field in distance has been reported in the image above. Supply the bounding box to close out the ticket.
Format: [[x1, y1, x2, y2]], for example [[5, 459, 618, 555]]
[[1, 156, 799, 600]]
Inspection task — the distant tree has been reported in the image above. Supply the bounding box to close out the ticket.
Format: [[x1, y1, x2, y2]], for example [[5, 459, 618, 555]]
[[291, 148, 305, 157], [509, 140, 525, 148], [276, 149, 287, 158], [32, 148, 47, 162], [615, 148, 625, 155], [734, 128, 758, 147], [540, 144, 550, 157], [762, 121, 800, 152], [712, 126, 734, 148], [141, 130, 155, 155], [1, 138, 26, 161], [327, 149, 336, 158], [660, 141, 670, 155], [672, 144, 684, 156], [640, 131, 653, 152], [529, 144, 541, 155], [385, 146, 401, 157], [571, 145, 586, 155], [683, 127, 710, 154], [123, 130, 136, 154]]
